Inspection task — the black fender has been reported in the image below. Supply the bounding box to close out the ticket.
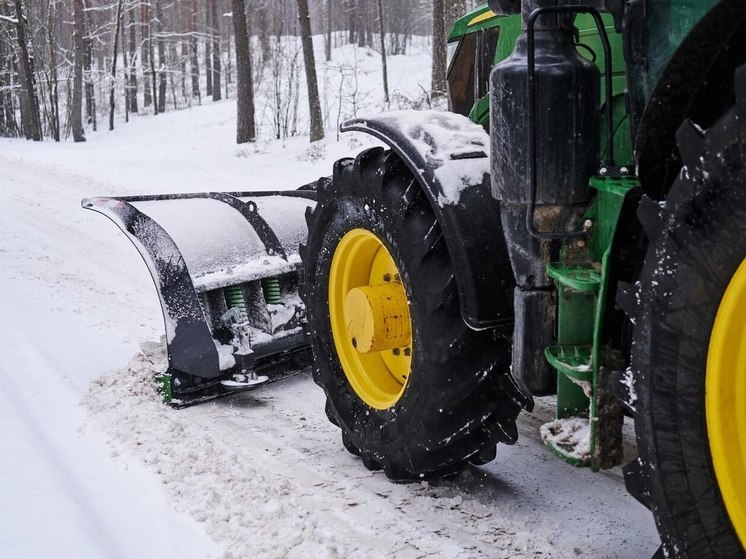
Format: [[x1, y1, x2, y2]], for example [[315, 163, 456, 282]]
[[341, 111, 514, 330]]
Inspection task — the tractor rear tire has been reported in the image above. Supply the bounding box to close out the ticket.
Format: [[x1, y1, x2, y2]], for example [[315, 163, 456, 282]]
[[301, 147, 527, 480], [628, 66, 746, 557]]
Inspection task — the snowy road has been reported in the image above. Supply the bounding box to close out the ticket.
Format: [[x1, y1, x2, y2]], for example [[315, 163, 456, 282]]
[[1, 97, 659, 558]]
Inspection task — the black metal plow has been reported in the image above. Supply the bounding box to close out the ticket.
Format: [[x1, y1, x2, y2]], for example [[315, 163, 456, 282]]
[[82, 189, 317, 407]]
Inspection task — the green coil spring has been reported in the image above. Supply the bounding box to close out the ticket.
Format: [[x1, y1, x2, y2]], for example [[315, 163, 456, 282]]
[[262, 277, 282, 305], [224, 285, 248, 320]]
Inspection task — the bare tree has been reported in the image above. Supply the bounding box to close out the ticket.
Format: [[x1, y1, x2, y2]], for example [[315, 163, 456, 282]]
[[84, 0, 96, 130], [155, 0, 166, 112], [190, 0, 200, 102], [377, 0, 388, 105], [127, 3, 138, 114], [255, 0, 270, 64], [356, 0, 365, 48], [431, 0, 446, 97], [142, 0, 152, 107], [232, 0, 255, 143], [0, 17, 18, 137], [72, 0, 85, 142], [449, 1, 467, 28], [12, 0, 42, 140], [325, 0, 331, 61], [296, 0, 323, 142], [148, 4, 158, 114], [211, 0, 221, 101], [205, 0, 212, 97], [45, 0, 60, 141], [109, 0, 125, 130]]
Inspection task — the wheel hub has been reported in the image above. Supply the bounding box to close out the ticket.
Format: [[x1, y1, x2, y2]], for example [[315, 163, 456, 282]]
[[343, 283, 411, 354], [329, 229, 413, 410]]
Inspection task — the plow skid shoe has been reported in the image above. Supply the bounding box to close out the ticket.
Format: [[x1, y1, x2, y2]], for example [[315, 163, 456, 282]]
[[82, 190, 317, 405]]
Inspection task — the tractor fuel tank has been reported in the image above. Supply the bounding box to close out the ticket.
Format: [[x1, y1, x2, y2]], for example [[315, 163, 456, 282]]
[[491, 11, 599, 211], [489, 4, 600, 394], [490, 8, 600, 289]]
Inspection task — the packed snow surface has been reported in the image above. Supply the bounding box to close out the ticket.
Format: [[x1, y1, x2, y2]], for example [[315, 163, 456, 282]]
[[540, 418, 592, 462], [1, 35, 659, 559]]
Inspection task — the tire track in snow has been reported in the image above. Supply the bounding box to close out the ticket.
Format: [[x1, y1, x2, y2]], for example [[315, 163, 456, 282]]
[[84, 344, 658, 558], [0, 332, 127, 559]]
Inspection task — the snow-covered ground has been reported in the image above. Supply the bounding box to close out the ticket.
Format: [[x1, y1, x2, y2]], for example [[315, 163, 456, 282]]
[[1, 38, 660, 558]]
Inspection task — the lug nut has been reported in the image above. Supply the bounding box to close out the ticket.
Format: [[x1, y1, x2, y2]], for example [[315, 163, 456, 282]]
[[392, 348, 400, 356], [404, 348, 411, 356]]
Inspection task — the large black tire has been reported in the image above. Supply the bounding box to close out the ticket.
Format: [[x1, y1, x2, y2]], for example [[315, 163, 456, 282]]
[[301, 147, 529, 480], [628, 66, 746, 557]]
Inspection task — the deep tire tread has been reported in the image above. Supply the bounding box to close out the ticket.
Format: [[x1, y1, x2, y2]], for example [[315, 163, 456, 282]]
[[628, 64, 746, 558], [301, 148, 523, 481]]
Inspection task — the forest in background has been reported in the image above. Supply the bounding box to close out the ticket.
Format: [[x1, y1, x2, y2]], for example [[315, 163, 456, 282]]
[[0, 0, 480, 144]]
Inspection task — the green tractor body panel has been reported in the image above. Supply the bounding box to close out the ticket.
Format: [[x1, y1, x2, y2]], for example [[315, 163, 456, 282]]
[[445, 2, 730, 469], [448, 5, 504, 41], [448, 6, 633, 164], [637, 0, 720, 103]]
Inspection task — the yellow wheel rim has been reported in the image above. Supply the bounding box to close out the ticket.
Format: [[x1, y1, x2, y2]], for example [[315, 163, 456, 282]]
[[329, 229, 413, 410], [707, 257, 746, 546]]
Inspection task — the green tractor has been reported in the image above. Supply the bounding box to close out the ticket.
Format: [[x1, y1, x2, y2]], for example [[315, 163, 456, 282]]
[[300, 1, 746, 557], [85, 0, 746, 556]]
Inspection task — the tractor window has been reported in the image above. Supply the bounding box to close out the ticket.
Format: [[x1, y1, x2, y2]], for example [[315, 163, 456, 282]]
[[447, 27, 500, 118], [475, 27, 500, 100], [447, 34, 477, 117]]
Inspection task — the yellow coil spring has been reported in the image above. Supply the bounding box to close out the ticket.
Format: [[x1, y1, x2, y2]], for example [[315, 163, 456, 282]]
[[262, 277, 282, 305]]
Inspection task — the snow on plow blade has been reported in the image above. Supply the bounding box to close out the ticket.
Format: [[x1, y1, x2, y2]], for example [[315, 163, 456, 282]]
[[82, 190, 316, 406]]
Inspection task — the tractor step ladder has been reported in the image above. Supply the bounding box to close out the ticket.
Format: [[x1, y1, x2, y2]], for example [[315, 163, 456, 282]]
[[541, 175, 639, 469]]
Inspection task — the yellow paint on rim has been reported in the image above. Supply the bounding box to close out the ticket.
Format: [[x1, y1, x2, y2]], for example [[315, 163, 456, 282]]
[[329, 229, 412, 410], [344, 283, 411, 354], [468, 9, 497, 27], [706, 257, 746, 547]]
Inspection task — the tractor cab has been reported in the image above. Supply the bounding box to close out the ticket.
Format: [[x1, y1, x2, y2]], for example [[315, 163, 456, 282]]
[[446, 6, 522, 125]]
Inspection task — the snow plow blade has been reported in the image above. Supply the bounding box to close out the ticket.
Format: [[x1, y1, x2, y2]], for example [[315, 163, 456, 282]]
[[82, 190, 316, 407]]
